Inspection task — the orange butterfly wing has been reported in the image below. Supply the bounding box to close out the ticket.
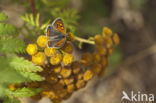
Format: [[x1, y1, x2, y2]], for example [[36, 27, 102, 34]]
[[52, 18, 66, 35]]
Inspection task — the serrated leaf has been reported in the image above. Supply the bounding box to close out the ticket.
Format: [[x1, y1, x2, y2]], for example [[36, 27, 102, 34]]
[[0, 57, 29, 84], [6, 87, 41, 98], [0, 23, 16, 36], [0, 37, 26, 54], [30, 14, 35, 26], [10, 56, 43, 72], [21, 13, 40, 28], [0, 12, 8, 21], [20, 72, 43, 81], [36, 13, 40, 27]]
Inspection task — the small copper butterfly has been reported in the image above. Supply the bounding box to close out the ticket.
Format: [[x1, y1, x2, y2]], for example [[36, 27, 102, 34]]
[[45, 18, 67, 49]]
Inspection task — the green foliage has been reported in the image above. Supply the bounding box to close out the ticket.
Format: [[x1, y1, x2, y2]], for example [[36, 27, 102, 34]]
[[10, 57, 43, 72], [0, 12, 8, 21], [0, 12, 43, 102], [0, 37, 26, 54], [20, 72, 43, 81], [6, 87, 42, 98], [21, 13, 50, 40], [21, 13, 40, 29], [0, 23, 17, 36]]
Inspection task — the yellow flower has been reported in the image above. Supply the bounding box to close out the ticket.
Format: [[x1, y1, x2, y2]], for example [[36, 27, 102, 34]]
[[81, 52, 93, 66], [37, 35, 48, 48], [64, 77, 74, 85], [68, 32, 75, 42], [61, 42, 73, 54], [103, 27, 113, 37], [95, 46, 107, 56], [63, 53, 74, 66], [76, 80, 85, 89], [112, 33, 120, 45], [105, 37, 113, 48], [67, 84, 75, 93], [94, 35, 105, 45], [83, 70, 94, 81], [44, 48, 57, 56], [60, 67, 72, 78], [51, 65, 62, 74], [41, 90, 56, 98], [50, 54, 62, 65], [32, 52, 46, 65], [26, 44, 38, 55], [76, 73, 83, 80]]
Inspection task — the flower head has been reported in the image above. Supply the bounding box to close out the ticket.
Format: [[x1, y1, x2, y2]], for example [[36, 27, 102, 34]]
[[26, 44, 38, 55], [32, 52, 46, 65], [103, 27, 113, 37], [50, 54, 62, 65], [94, 35, 105, 45], [37, 35, 48, 48], [83, 70, 94, 81], [61, 42, 73, 54], [63, 53, 74, 66], [112, 33, 120, 45], [44, 48, 57, 56]]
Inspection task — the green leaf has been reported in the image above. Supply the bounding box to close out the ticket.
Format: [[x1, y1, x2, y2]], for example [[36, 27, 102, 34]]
[[30, 14, 35, 26], [36, 13, 40, 27], [10, 56, 43, 72], [20, 72, 43, 81], [0, 23, 17, 36], [0, 37, 26, 54], [0, 57, 29, 84], [3, 97, 20, 103], [21, 13, 39, 28], [6, 87, 42, 97], [0, 12, 8, 21]]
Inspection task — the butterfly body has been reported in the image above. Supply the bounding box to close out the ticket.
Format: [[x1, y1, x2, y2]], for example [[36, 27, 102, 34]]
[[46, 18, 67, 49]]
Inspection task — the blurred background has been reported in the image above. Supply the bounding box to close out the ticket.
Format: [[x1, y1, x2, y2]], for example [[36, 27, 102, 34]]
[[0, 0, 156, 103]]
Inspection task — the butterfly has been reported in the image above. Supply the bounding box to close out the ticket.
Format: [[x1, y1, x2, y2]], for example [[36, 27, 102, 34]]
[[45, 18, 67, 49]]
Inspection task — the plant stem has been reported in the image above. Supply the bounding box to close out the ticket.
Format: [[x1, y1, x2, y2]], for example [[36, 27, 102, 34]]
[[75, 36, 95, 45]]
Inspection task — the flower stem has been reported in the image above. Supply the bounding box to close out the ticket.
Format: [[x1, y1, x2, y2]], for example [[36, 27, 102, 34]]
[[75, 36, 95, 45]]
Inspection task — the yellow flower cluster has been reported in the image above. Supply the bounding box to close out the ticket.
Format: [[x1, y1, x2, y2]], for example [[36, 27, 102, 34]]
[[22, 27, 120, 103]]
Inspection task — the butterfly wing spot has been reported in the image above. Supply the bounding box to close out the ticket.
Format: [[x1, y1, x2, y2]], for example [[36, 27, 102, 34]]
[[52, 18, 66, 34]]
